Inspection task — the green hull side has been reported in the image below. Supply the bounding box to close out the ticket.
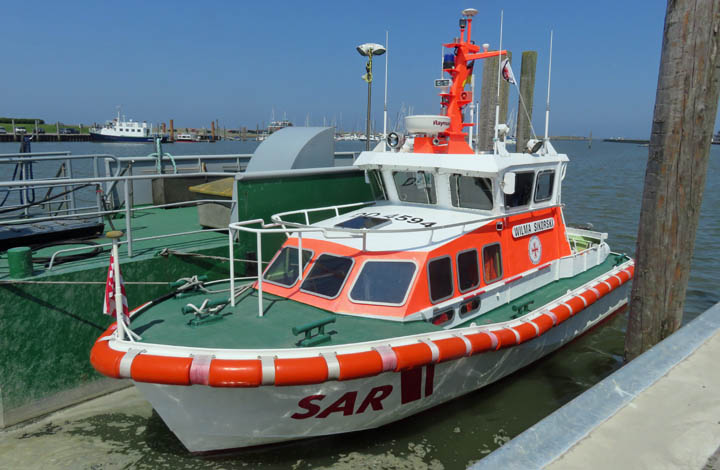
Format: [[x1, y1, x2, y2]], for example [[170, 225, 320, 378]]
[[0, 245, 247, 426]]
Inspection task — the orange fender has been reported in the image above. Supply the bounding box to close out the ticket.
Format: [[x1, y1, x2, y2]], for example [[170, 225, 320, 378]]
[[493, 328, 518, 348], [579, 290, 598, 307], [275, 357, 328, 386], [465, 332, 496, 354], [89, 330, 124, 379], [551, 304, 572, 323], [532, 314, 555, 334], [131, 355, 192, 385], [566, 296, 586, 315], [434, 337, 469, 362], [208, 359, 262, 387], [393, 343, 433, 371], [336, 351, 383, 380], [593, 282, 611, 297], [512, 323, 538, 343]]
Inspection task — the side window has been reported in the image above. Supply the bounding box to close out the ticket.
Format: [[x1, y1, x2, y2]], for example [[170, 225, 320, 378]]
[[534, 170, 555, 202], [300, 254, 354, 299], [482, 243, 503, 284], [457, 249, 480, 292], [450, 174, 493, 210], [428, 256, 454, 303], [349, 261, 416, 305], [367, 169, 388, 201], [393, 171, 437, 204], [504, 171, 534, 208], [263, 246, 314, 287]]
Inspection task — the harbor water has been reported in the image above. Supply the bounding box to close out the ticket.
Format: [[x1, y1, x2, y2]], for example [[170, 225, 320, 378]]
[[0, 140, 718, 469]]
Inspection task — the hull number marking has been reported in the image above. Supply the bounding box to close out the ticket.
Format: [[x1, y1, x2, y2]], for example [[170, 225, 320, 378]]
[[356, 212, 436, 228]]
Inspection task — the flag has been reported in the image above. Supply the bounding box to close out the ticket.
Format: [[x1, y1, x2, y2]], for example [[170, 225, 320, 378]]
[[501, 58, 516, 85], [103, 252, 129, 323]]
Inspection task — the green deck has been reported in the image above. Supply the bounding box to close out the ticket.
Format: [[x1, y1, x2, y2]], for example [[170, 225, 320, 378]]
[[0, 169, 373, 426], [132, 253, 629, 350]]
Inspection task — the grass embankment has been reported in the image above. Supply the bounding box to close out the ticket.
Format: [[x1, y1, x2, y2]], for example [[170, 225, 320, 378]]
[[0, 121, 88, 134]]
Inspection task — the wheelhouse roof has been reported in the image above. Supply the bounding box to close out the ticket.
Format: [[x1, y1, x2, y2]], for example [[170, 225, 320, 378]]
[[354, 150, 569, 176]]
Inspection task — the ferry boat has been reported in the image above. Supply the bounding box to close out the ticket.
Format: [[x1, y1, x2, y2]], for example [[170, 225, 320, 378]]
[[90, 110, 167, 142], [90, 10, 634, 453]]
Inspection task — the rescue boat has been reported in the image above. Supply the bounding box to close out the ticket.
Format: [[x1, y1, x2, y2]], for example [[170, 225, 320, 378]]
[[90, 9, 634, 453]]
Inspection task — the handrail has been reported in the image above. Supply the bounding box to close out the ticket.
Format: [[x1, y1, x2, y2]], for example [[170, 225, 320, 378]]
[[46, 227, 228, 269], [0, 171, 231, 188]]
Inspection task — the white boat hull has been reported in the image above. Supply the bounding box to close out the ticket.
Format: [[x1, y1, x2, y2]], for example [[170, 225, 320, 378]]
[[134, 283, 629, 453]]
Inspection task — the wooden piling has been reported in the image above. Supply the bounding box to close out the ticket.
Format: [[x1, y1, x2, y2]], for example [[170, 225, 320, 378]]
[[625, 0, 720, 361], [169, 119, 174, 142], [516, 51, 537, 152], [477, 52, 511, 152], [211, 121, 216, 141]]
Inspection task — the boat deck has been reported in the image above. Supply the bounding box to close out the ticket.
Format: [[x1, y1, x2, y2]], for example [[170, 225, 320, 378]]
[[0, 205, 227, 280], [131, 252, 629, 350]]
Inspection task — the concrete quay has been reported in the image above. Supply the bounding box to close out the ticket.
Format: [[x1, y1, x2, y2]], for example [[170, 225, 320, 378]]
[[471, 301, 720, 470]]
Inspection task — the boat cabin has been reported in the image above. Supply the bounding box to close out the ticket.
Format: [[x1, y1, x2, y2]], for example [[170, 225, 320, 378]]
[[256, 146, 600, 329]]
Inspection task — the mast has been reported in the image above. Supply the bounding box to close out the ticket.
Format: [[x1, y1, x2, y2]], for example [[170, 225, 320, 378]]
[[383, 30, 389, 150], [544, 30, 553, 142]]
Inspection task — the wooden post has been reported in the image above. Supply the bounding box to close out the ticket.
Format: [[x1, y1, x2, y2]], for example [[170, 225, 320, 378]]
[[625, 0, 720, 361], [211, 121, 216, 141], [169, 119, 174, 142], [516, 51, 537, 152], [477, 52, 511, 152]]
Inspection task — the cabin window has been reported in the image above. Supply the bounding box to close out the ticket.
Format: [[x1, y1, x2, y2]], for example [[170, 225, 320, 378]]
[[263, 246, 313, 288], [300, 254, 354, 299], [367, 170, 387, 201], [450, 174, 493, 210], [482, 243, 503, 283], [504, 171, 535, 208], [534, 170, 555, 202], [428, 256, 454, 303], [457, 249, 480, 292], [349, 260, 416, 305], [393, 171, 437, 204]]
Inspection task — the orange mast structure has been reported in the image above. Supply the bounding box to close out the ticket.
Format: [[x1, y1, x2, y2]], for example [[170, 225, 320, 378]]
[[414, 10, 506, 154]]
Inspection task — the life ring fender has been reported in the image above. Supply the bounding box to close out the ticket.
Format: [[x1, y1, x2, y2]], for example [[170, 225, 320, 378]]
[[90, 263, 635, 388]]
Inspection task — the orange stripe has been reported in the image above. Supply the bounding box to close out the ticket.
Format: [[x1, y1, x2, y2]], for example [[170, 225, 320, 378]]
[[275, 357, 328, 386]]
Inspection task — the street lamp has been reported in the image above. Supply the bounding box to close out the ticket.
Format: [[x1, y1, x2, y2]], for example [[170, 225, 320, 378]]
[[357, 43, 386, 150]]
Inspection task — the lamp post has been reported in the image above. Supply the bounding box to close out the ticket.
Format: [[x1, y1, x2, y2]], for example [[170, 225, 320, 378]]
[[357, 43, 386, 150]]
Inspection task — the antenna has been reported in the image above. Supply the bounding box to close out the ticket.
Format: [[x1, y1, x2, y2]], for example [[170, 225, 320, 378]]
[[383, 30, 389, 151], [493, 10, 504, 152], [544, 30, 554, 141]]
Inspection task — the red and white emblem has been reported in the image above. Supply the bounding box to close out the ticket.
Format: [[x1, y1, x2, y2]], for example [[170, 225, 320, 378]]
[[528, 236, 542, 264]]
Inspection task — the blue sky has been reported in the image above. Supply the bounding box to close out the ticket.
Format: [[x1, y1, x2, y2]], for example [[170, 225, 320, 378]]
[[2, 1, 716, 138]]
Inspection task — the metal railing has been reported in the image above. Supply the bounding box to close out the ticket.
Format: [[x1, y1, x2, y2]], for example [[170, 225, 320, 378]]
[[0, 152, 123, 222]]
